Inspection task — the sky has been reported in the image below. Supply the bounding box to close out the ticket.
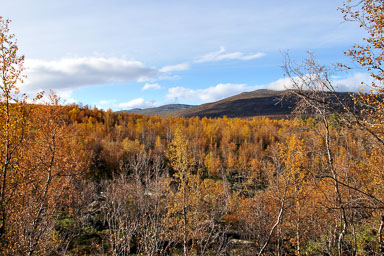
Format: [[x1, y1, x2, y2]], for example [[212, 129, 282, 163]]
[[2, 0, 369, 110]]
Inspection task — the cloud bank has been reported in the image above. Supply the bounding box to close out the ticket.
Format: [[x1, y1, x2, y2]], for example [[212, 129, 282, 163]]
[[167, 83, 260, 103], [266, 73, 374, 92], [333, 72, 374, 92], [21, 57, 158, 95]]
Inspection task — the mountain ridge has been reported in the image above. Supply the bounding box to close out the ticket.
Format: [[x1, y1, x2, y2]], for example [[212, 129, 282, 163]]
[[116, 104, 194, 116], [117, 89, 354, 118]]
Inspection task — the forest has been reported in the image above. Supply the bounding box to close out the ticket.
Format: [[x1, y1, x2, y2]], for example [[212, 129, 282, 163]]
[[1, 0, 384, 255]]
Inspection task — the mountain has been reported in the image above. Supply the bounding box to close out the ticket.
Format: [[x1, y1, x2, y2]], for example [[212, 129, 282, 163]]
[[118, 89, 354, 119], [117, 104, 194, 116], [173, 89, 296, 118]]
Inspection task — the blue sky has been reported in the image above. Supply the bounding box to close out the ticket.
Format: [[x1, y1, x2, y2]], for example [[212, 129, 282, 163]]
[[3, 0, 369, 110]]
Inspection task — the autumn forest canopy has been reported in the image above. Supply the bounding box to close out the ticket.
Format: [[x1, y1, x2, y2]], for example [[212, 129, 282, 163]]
[[2, 0, 384, 255]]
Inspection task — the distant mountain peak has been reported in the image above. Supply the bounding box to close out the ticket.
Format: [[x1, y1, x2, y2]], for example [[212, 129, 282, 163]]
[[117, 104, 194, 116]]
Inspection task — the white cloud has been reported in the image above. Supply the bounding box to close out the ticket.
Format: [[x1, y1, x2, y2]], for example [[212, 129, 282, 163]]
[[266, 72, 375, 92], [160, 63, 190, 72], [195, 47, 265, 63], [333, 72, 374, 92], [142, 83, 162, 91], [21, 57, 158, 95], [167, 83, 260, 103], [266, 77, 294, 91], [167, 87, 197, 101], [118, 98, 157, 109], [24, 89, 77, 106]]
